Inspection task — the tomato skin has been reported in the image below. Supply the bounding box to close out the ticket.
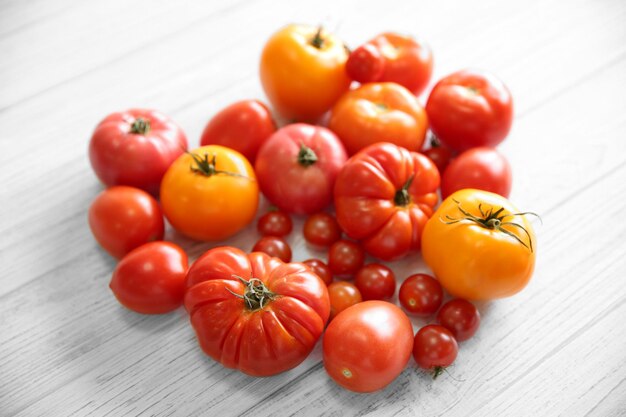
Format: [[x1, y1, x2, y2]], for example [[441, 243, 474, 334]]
[[422, 189, 536, 300], [160, 145, 259, 241], [398, 273, 443, 316], [109, 242, 188, 314], [327, 281, 362, 320], [185, 247, 330, 376], [303, 212, 342, 247], [303, 259, 333, 286], [413, 325, 458, 373], [426, 69, 513, 152], [422, 145, 453, 176], [257, 210, 293, 237], [255, 124, 347, 215], [260, 24, 351, 122], [88, 186, 164, 259], [354, 264, 396, 301], [441, 147, 512, 199], [88, 109, 187, 195], [200, 100, 276, 163], [327, 240, 365, 279], [329, 82, 428, 155], [323, 301, 414, 393], [437, 299, 481, 342], [252, 236, 292, 262], [346, 43, 385, 83], [334, 142, 440, 261]]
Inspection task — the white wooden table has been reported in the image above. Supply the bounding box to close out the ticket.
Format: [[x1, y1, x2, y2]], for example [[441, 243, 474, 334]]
[[2, 0, 626, 416]]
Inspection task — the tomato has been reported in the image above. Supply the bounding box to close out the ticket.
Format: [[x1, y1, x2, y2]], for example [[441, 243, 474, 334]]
[[328, 82, 428, 155], [334, 142, 440, 261], [88, 186, 164, 259], [257, 210, 293, 237], [327, 240, 365, 279], [426, 69, 513, 152], [413, 325, 458, 379], [252, 236, 292, 262], [437, 299, 481, 342], [160, 145, 259, 241], [200, 100, 276, 163], [255, 124, 347, 215], [398, 273, 443, 316], [303, 259, 333, 286], [422, 135, 454, 175], [88, 109, 187, 195], [354, 264, 396, 301], [422, 189, 537, 300], [346, 43, 385, 83], [441, 147, 512, 199], [260, 24, 351, 122], [109, 242, 188, 314], [327, 281, 362, 320], [323, 301, 414, 392], [185, 247, 330, 376], [303, 212, 342, 247]]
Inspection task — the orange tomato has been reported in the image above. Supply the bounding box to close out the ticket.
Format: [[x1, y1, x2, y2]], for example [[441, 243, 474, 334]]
[[328, 82, 428, 155], [160, 145, 259, 241], [422, 189, 537, 300], [260, 24, 351, 122]]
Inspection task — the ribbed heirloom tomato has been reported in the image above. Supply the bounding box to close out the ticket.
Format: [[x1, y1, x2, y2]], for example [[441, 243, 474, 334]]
[[184, 247, 330, 376]]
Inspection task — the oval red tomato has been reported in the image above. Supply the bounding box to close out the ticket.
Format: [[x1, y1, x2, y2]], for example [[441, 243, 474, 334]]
[[257, 210, 293, 237], [413, 325, 458, 378], [346, 43, 385, 83], [303, 259, 333, 286], [252, 236, 292, 262], [437, 299, 481, 342], [354, 264, 396, 301], [303, 212, 342, 247], [398, 273, 443, 316], [327, 240, 365, 279]]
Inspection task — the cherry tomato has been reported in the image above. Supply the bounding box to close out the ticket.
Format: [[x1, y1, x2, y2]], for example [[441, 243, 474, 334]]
[[413, 325, 458, 379], [328, 240, 365, 279], [303, 212, 342, 247], [324, 301, 414, 392], [257, 210, 293, 237], [354, 264, 396, 301], [437, 299, 481, 342], [426, 69, 513, 152], [346, 43, 385, 83], [422, 142, 454, 175], [252, 236, 292, 262], [109, 242, 188, 314], [88, 186, 164, 259], [200, 99, 276, 163], [327, 281, 362, 320], [398, 273, 443, 316], [441, 147, 512, 199], [88, 109, 187, 195], [303, 259, 333, 286]]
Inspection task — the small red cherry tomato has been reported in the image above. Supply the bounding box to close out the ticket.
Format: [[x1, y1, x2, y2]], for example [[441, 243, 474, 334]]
[[398, 273, 443, 316], [303, 212, 342, 247], [327, 281, 362, 320], [437, 299, 481, 342], [413, 325, 458, 379], [346, 43, 385, 83], [257, 210, 293, 237], [354, 264, 396, 301], [422, 143, 454, 175], [252, 236, 292, 262], [303, 259, 333, 286], [328, 240, 365, 279]]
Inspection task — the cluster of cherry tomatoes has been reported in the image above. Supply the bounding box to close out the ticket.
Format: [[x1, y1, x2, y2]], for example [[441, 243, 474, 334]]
[[87, 23, 537, 394]]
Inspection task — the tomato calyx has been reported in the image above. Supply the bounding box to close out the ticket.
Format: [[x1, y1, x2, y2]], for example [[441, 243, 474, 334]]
[[310, 26, 325, 49], [189, 152, 249, 179], [432, 366, 445, 379], [297, 143, 318, 167], [227, 275, 277, 311], [394, 174, 415, 206], [130, 117, 151, 135]]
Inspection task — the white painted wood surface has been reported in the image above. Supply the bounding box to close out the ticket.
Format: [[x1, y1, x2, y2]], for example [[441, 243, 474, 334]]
[[1, 0, 625, 415]]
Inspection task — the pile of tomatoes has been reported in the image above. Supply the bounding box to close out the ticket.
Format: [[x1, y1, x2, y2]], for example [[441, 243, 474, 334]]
[[87, 24, 538, 393]]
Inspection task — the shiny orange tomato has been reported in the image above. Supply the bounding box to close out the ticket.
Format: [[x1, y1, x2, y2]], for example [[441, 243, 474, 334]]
[[160, 145, 259, 241], [328, 82, 428, 155], [422, 189, 537, 300], [260, 24, 351, 122]]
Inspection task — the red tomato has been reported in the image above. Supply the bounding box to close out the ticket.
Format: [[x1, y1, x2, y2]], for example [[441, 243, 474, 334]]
[[437, 299, 481, 342], [398, 273, 443, 316], [257, 210, 293, 237], [200, 100, 276, 163], [255, 124, 348, 215], [346, 43, 385, 83], [328, 240, 365, 279], [422, 143, 454, 175], [303, 259, 333, 286], [324, 301, 414, 392], [354, 264, 396, 301], [88, 186, 164, 259], [426, 69, 513, 152], [327, 281, 362, 320], [334, 142, 440, 261], [88, 109, 187, 195], [303, 212, 342, 247], [110, 242, 188, 314], [185, 247, 330, 376], [252, 236, 292, 262], [441, 147, 512, 199], [413, 325, 458, 379]]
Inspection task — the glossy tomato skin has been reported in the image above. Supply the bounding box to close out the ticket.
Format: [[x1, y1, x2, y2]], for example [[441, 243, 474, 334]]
[[426, 69, 513, 152], [303, 259, 333, 286], [437, 299, 481, 342], [329, 82, 428, 155], [324, 301, 414, 393], [334, 142, 440, 261], [200, 100, 276, 163], [327, 281, 362, 320], [185, 247, 330, 376], [88, 186, 164, 259], [255, 124, 347, 215], [354, 264, 396, 301], [257, 210, 293, 237], [398, 273, 443, 316], [422, 189, 536, 300], [413, 325, 458, 372], [441, 147, 512, 199], [303, 212, 342, 247], [110, 242, 188, 314], [89, 109, 187, 195], [160, 145, 259, 241], [422, 145, 453, 176], [252, 236, 292, 262], [260, 24, 351, 122], [328, 240, 365, 279], [346, 43, 385, 83]]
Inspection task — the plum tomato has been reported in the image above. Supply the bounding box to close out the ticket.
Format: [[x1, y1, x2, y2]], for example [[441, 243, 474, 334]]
[[413, 325, 458, 379], [398, 273, 443, 316], [346, 43, 385, 83], [437, 299, 481, 342], [303, 259, 333, 286], [327, 281, 362, 320], [327, 240, 365, 279], [252, 236, 292, 262], [257, 210, 293, 237], [354, 264, 396, 301], [303, 212, 342, 247]]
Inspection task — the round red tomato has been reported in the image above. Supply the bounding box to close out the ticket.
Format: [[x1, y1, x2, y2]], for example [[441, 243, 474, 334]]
[[303, 212, 342, 247], [303, 259, 333, 286], [257, 210, 293, 237], [334, 142, 440, 261], [88, 186, 164, 259], [346, 43, 385, 83], [88, 109, 187, 195], [437, 299, 481, 342], [413, 325, 458, 379], [426, 69, 513, 152], [252, 236, 292, 262], [324, 301, 414, 392], [398, 273, 443, 316], [185, 247, 330, 376], [354, 264, 396, 301], [255, 124, 347, 214], [110, 242, 188, 314], [327, 281, 362, 321], [327, 240, 365, 279]]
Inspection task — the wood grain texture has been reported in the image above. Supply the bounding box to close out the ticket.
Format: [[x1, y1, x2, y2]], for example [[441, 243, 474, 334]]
[[1, 0, 625, 416]]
